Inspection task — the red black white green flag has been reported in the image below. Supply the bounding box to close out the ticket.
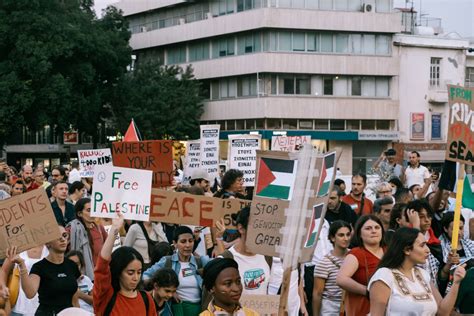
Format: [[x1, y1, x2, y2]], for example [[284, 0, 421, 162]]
[[317, 152, 336, 197], [255, 157, 298, 200], [304, 203, 325, 248]]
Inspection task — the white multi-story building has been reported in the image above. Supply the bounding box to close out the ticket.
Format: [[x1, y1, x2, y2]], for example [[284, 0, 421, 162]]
[[117, 0, 401, 174]]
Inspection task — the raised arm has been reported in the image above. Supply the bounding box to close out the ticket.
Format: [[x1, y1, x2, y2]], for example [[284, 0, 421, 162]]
[[7, 247, 40, 299], [101, 212, 124, 261]]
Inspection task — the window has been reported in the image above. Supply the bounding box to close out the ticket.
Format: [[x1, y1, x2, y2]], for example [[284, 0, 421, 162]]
[[321, 34, 333, 52], [362, 34, 376, 55], [361, 120, 376, 130], [466, 67, 474, 87], [213, 38, 235, 58], [347, 120, 360, 130], [307, 33, 319, 51], [335, 34, 349, 53], [430, 57, 441, 87], [238, 33, 261, 54], [211, 81, 219, 99], [376, 0, 390, 12], [218, 78, 237, 99], [323, 77, 333, 95], [315, 119, 329, 130], [375, 35, 390, 55], [167, 46, 186, 64], [264, 32, 277, 51], [267, 119, 282, 129], [189, 42, 210, 62], [245, 120, 255, 129], [375, 77, 389, 97], [306, 0, 319, 9], [376, 120, 390, 130], [255, 119, 265, 129], [361, 76, 376, 96], [283, 119, 298, 129], [350, 34, 362, 54], [279, 32, 292, 51], [296, 76, 310, 94], [299, 120, 313, 129], [279, 0, 292, 7], [330, 120, 345, 130], [351, 77, 362, 96], [227, 120, 236, 130], [348, 0, 361, 10], [283, 77, 295, 94], [238, 76, 257, 96], [236, 120, 245, 130], [335, 0, 347, 10], [237, 0, 256, 12], [293, 32, 306, 51], [334, 77, 348, 96], [320, 0, 333, 10]]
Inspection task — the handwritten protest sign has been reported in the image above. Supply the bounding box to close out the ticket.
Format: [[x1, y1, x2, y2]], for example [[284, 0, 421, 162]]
[[92, 166, 153, 221], [112, 140, 173, 187], [446, 85, 474, 165], [271, 135, 311, 152], [149, 189, 250, 228], [200, 125, 220, 179], [0, 189, 60, 258], [78, 148, 112, 178], [182, 140, 201, 185], [240, 295, 280, 314], [228, 134, 261, 186]]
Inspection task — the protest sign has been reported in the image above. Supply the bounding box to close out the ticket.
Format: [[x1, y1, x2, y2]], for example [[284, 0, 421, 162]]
[[246, 150, 338, 262], [228, 134, 261, 186], [182, 140, 201, 185], [92, 166, 153, 221], [446, 85, 474, 165], [0, 189, 60, 258], [200, 125, 220, 179], [240, 295, 280, 314], [149, 189, 250, 228], [78, 148, 112, 178], [111, 140, 173, 187], [271, 135, 311, 152]]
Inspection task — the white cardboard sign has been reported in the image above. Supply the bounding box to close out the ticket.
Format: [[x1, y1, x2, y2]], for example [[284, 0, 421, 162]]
[[78, 148, 113, 178], [200, 125, 220, 179], [228, 134, 261, 186], [182, 140, 201, 185]]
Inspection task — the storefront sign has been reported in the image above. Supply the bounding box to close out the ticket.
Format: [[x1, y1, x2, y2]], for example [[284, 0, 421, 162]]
[[446, 85, 474, 165], [92, 166, 153, 221], [228, 134, 261, 186], [200, 125, 220, 179], [63, 131, 79, 145], [358, 131, 399, 140], [431, 113, 442, 140], [410, 113, 425, 140]]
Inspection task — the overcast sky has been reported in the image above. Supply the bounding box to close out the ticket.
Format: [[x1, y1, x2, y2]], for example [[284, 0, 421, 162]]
[[93, 0, 474, 38]]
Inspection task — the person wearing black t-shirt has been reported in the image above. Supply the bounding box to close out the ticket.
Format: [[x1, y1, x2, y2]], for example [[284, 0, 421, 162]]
[[325, 188, 358, 228], [7, 225, 80, 316]]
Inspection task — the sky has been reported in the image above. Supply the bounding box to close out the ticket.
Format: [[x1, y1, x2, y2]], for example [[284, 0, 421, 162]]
[[93, 0, 474, 38]]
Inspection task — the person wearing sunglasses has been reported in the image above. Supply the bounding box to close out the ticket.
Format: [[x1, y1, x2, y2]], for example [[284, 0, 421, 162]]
[[6, 226, 81, 315]]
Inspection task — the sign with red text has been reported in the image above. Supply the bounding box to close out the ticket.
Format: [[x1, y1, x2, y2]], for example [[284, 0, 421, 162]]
[[240, 295, 280, 314], [271, 135, 311, 152], [446, 85, 474, 165], [78, 148, 112, 178], [200, 125, 220, 179], [112, 140, 173, 187], [92, 166, 153, 221], [0, 189, 61, 259], [228, 134, 261, 186], [149, 189, 250, 228]]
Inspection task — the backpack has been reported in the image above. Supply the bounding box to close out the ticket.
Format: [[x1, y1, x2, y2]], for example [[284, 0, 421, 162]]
[[104, 290, 150, 316]]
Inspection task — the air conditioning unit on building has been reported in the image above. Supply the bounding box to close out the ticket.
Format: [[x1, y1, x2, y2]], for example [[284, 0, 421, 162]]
[[362, 2, 374, 12], [140, 26, 147, 33], [206, 12, 213, 19]]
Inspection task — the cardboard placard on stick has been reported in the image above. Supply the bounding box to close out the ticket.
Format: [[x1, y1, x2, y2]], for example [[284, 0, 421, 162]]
[[200, 125, 220, 179], [92, 166, 153, 221], [240, 295, 280, 314], [112, 140, 173, 187], [78, 148, 113, 178], [228, 134, 261, 186], [0, 189, 61, 259], [149, 189, 250, 228], [446, 85, 474, 165], [182, 140, 201, 185]]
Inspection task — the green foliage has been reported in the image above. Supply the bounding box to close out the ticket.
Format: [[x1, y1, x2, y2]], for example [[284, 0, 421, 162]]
[[111, 61, 204, 140], [0, 0, 132, 147]]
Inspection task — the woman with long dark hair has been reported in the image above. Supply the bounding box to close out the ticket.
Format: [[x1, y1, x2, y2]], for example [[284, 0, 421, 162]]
[[124, 220, 167, 268], [93, 212, 156, 316], [67, 198, 107, 280], [369, 227, 466, 316], [336, 215, 385, 316]]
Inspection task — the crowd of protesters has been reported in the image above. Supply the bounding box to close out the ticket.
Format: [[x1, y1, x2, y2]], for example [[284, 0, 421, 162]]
[[0, 148, 471, 316]]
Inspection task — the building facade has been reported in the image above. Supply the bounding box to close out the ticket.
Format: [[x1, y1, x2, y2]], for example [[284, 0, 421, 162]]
[[119, 0, 401, 174]]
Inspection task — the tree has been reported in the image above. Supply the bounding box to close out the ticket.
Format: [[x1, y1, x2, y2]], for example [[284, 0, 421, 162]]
[[0, 0, 132, 148], [111, 61, 204, 140]]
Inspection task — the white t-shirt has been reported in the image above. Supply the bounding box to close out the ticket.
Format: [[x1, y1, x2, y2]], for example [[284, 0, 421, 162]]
[[269, 258, 300, 316], [13, 247, 49, 315], [229, 246, 270, 295], [77, 275, 93, 313], [368, 267, 437, 316], [177, 262, 201, 303], [405, 165, 430, 188]]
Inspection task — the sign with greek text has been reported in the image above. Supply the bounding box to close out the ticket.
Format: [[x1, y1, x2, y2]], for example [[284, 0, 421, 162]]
[[240, 295, 280, 314], [149, 189, 250, 228], [271, 135, 311, 152], [446, 85, 474, 165], [182, 140, 201, 185], [228, 134, 261, 186], [92, 166, 153, 221], [200, 125, 220, 179], [111, 140, 173, 187], [0, 189, 61, 259], [77, 148, 113, 178]]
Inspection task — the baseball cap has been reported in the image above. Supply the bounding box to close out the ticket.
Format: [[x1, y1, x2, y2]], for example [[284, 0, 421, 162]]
[[385, 149, 396, 156], [190, 169, 212, 182]]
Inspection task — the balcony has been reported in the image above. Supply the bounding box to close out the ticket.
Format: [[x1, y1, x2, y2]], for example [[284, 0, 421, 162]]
[[428, 79, 451, 104]]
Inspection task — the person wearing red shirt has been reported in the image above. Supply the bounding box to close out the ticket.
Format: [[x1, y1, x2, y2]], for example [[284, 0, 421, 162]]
[[342, 173, 373, 216], [21, 165, 39, 192]]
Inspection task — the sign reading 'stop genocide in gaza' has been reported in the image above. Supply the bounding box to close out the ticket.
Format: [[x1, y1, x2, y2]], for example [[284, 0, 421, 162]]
[[228, 134, 261, 186], [112, 140, 174, 187], [0, 189, 61, 258], [446, 85, 474, 165], [78, 148, 113, 178]]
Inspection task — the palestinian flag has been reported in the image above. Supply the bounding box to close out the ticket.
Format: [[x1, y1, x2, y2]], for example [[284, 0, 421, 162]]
[[462, 176, 474, 209], [304, 204, 324, 248], [255, 157, 297, 200], [317, 152, 336, 197], [123, 119, 142, 142]]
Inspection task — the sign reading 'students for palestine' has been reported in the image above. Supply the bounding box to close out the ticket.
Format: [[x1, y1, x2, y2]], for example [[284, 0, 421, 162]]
[[446, 85, 474, 165]]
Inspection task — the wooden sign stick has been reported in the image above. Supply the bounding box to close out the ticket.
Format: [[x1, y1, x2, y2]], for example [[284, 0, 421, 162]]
[[451, 164, 465, 252]]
